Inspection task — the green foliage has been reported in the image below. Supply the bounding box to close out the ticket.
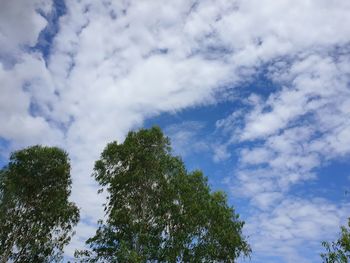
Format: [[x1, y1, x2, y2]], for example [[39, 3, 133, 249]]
[[0, 146, 80, 263], [76, 126, 250, 262], [322, 219, 350, 263]]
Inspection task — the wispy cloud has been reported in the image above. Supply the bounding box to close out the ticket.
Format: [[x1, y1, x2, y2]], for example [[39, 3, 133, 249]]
[[165, 121, 209, 157]]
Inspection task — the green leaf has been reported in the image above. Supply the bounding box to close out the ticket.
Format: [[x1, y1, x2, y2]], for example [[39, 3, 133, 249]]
[[76, 126, 250, 262], [0, 145, 80, 262]]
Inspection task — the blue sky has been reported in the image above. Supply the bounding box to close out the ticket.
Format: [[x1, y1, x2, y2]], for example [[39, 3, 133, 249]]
[[1, 0, 350, 262]]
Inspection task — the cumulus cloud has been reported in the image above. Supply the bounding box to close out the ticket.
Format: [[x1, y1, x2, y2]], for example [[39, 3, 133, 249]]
[[223, 53, 350, 199], [0, 0, 61, 149], [246, 198, 350, 263], [0, 0, 52, 62], [214, 7, 350, 262]]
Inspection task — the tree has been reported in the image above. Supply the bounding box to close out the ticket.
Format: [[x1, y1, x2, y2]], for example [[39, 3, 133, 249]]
[[321, 219, 350, 263], [76, 126, 250, 262], [0, 146, 80, 262]]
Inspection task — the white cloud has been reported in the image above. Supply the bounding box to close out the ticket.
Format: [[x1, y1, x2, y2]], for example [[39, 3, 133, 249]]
[[165, 121, 209, 157], [219, 53, 350, 261], [212, 143, 232, 162], [251, 191, 283, 210], [246, 198, 350, 263], [240, 147, 273, 165], [0, 0, 52, 62], [231, 53, 350, 193], [0, 51, 62, 147]]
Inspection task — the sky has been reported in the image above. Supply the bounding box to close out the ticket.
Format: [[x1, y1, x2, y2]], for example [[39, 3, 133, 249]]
[[1, 0, 350, 262]]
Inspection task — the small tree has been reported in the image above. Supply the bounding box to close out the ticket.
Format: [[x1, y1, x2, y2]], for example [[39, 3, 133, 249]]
[[0, 146, 80, 262], [322, 219, 350, 263], [76, 126, 250, 262]]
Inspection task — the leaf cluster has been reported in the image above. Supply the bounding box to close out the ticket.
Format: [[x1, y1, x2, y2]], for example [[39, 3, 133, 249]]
[[0, 146, 80, 262], [76, 127, 250, 262], [322, 219, 350, 263]]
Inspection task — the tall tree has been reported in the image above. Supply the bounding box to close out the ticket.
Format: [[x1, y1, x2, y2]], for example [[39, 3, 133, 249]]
[[0, 146, 80, 263], [76, 126, 250, 262], [321, 219, 350, 263]]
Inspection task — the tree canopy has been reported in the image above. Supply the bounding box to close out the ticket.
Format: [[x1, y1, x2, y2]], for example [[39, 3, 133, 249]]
[[322, 219, 350, 263], [76, 126, 250, 262], [0, 146, 80, 262]]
